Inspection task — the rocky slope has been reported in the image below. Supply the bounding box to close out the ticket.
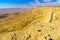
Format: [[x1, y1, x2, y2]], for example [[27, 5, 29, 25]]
[[0, 6, 60, 40]]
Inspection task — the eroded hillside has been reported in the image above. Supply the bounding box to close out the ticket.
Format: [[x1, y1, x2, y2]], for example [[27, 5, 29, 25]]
[[0, 6, 60, 40]]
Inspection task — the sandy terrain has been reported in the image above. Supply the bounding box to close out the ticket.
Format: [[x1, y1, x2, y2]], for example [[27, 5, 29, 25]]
[[0, 6, 60, 40]]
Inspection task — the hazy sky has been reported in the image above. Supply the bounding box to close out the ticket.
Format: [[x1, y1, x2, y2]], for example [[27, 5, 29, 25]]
[[0, 0, 59, 8]]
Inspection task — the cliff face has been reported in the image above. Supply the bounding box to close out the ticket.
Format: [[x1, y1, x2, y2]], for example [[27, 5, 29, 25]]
[[0, 6, 60, 40]]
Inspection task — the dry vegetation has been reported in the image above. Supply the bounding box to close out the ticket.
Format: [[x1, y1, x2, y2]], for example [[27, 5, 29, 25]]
[[0, 6, 60, 40]]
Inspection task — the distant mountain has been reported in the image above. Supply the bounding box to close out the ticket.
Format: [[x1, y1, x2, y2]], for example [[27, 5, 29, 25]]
[[0, 8, 30, 15]]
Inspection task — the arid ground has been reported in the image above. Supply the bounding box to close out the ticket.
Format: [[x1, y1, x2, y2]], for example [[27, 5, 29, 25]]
[[0, 6, 60, 40]]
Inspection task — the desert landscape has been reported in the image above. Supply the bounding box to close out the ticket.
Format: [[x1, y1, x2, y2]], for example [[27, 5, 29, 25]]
[[0, 6, 60, 40]]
